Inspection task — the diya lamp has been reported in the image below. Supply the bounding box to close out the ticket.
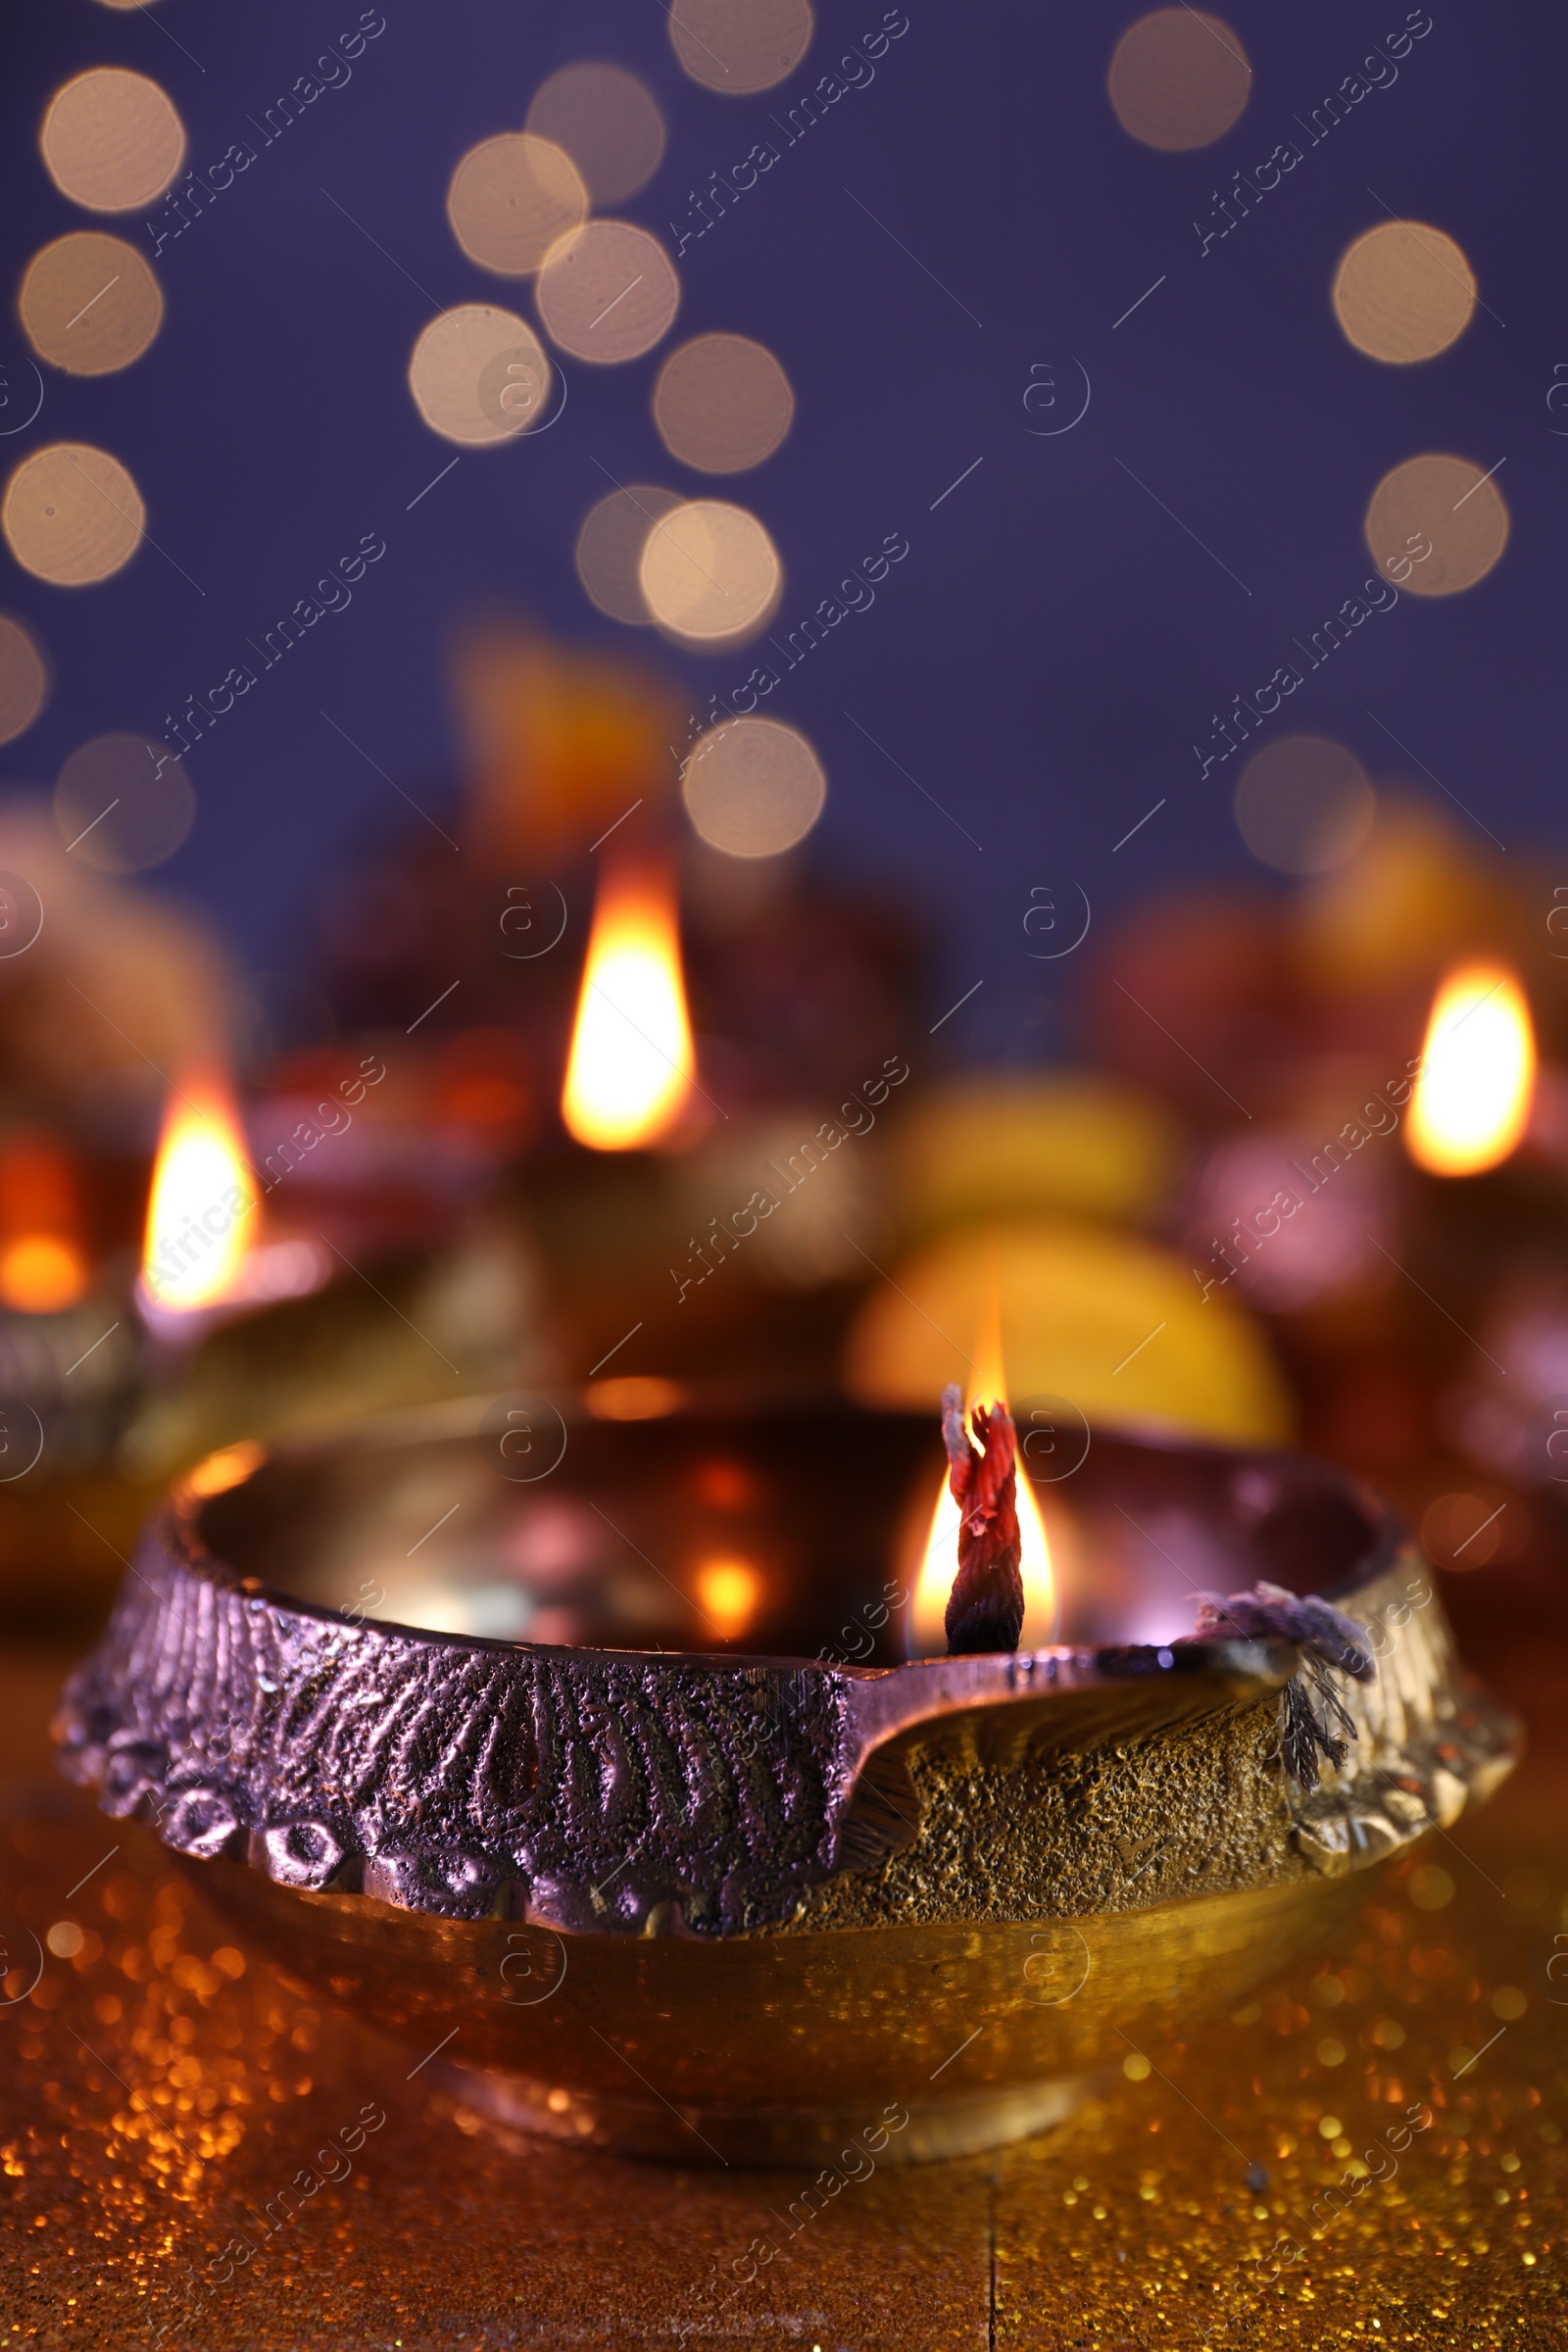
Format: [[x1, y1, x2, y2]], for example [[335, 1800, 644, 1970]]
[[134, 1073, 332, 1355], [116, 1048, 554, 1497], [46, 888, 1522, 2168], [0, 1125, 138, 1482], [0, 1126, 91, 1321], [1391, 960, 1558, 1478], [55, 1350, 1518, 2166], [1173, 952, 1552, 1486], [530, 830, 757, 1377], [1398, 959, 1568, 1498], [112, 1070, 410, 1494]]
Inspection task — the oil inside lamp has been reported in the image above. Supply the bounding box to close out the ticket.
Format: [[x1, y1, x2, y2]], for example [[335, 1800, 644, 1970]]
[[0, 1132, 89, 1315], [138, 1078, 257, 1316], [561, 857, 695, 1150], [1406, 959, 1536, 1177], [906, 1293, 1055, 1656]]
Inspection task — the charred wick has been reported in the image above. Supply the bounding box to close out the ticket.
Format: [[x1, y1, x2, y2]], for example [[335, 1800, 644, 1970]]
[[941, 1383, 1025, 1656]]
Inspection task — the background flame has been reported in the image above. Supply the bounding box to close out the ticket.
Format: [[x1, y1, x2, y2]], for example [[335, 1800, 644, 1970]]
[[142, 1082, 255, 1310], [0, 1132, 88, 1314], [906, 1291, 1055, 1656], [694, 1556, 761, 1642], [562, 858, 694, 1150], [1407, 960, 1536, 1177]]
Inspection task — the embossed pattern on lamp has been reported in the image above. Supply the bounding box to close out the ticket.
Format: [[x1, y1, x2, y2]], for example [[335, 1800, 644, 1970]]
[[53, 1394, 1520, 2166]]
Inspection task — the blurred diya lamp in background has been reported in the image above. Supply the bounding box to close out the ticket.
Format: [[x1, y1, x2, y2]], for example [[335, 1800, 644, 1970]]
[[134, 1076, 331, 1348], [54, 1386, 1518, 2167], [0, 1126, 140, 1494], [0, 1128, 91, 1317], [1395, 961, 1568, 1490], [245, 1031, 536, 1258], [455, 624, 681, 875], [1172, 958, 1550, 1458], [1436, 1254, 1568, 1498], [118, 1057, 545, 1485]]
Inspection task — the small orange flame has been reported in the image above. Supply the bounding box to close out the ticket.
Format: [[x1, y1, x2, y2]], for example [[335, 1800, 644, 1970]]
[[182, 1440, 267, 1498], [907, 1286, 1055, 1656], [0, 1238, 88, 1315], [142, 1081, 257, 1311], [1407, 960, 1536, 1177], [694, 1557, 761, 1642], [562, 858, 694, 1151], [0, 1133, 88, 1314]]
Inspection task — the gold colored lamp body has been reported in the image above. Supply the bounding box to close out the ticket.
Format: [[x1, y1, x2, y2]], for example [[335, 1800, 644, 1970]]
[[55, 1397, 1518, 2166]]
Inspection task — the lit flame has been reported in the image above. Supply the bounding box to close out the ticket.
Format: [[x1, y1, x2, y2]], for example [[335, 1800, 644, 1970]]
[[0, 1133, 88, 1314], [142, 1081, 256, 1311], [694, 1557, 761, 1642], [907, 1289, 1055, 1656], [562, 858, 694, 1151], [0, 1237, 88, 1315], [1407, 960, 1536, 1177], [182, 1440, 266, 1498]]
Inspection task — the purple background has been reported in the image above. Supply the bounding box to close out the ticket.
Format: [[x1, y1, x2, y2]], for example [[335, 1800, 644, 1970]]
[[0, 1, 1554, 1054]]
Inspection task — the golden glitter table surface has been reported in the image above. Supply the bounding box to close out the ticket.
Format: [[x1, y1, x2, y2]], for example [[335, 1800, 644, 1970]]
[[0, 1553, 1563, 2351]]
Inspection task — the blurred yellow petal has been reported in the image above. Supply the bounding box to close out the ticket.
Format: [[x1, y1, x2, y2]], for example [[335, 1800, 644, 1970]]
[[842, 1216, 1293, 1447], [889, 1075, 1178, 1237]]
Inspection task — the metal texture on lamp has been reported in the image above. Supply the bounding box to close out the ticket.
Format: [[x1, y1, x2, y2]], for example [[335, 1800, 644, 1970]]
[[53, 1395, 1520, 2166]]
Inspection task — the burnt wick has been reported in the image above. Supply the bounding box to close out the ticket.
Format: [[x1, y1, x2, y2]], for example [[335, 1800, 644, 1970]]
[[941, 1381, 1024, 1654]]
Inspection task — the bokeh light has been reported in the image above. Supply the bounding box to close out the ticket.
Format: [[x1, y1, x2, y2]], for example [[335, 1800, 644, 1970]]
[[446, 133, 587, 276], [586, 1375, 684, 1420], [2, 442, 144, 585], [667, 0, 814, 94], [525, 62, 666, 205], [639, 498, 781, 643], [574, 484, 683, 623], [53, 731, 196, 872], [1233, 736, 1375, 874], [1364, 452, 1509, 597], [20, 231, 164, 374], [1106, 10, 1251, 150], [1333, 220, 1477, 364], [40, 69, 185, 212], [682, 716, 826, 857], [408, 306, 553, 446], [0, 615, 49, 747], [535, 220, 680, 365], [1420, 1489, 1529, 1570], [653, 334, 795, 473]]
